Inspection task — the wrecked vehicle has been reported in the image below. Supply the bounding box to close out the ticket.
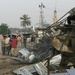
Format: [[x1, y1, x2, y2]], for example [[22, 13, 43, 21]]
[[11, 35, 54, 64], [11, 47, 53, 64]]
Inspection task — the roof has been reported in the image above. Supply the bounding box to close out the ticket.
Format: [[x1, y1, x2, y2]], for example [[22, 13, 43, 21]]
[[20, 28, 33, 33], [10, 28, 34, 34], [35, 24, 50, 30]]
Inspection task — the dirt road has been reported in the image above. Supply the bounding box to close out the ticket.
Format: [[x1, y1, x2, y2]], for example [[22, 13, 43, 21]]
[[0, 55, 26, 75]]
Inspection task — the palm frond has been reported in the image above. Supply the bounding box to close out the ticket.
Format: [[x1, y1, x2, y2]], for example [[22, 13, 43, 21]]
[[20, 14, 31, 28]]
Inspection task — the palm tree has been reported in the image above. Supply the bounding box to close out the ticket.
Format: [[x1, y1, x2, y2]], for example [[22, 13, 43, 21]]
[[20, 14, 31, 28]]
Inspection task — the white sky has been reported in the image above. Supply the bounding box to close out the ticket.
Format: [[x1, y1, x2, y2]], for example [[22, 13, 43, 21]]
[[0, 0, 75, 28]]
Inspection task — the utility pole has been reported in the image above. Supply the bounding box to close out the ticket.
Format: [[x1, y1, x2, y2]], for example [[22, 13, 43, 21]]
[[39, 3, 45, 27]]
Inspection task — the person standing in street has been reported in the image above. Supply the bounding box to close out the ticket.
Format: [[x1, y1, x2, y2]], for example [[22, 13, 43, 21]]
[[11, 35, 17, 56], [17, 34, 22, 48], [5, 35, 11, 55], [1, 35, 6, 55]]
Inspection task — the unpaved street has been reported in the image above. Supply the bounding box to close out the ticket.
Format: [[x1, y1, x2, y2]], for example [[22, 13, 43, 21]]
[[0, 55, 26, 75]]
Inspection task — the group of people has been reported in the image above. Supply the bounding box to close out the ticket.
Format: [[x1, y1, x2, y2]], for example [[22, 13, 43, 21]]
[[1, 34, 22, 56]]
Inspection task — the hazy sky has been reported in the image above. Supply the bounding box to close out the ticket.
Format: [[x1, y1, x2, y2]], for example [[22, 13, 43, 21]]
[[0, 0, 75, 28]]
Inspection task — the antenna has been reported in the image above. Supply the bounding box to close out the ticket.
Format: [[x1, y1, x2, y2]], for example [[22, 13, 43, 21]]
[[39, 3, 45, 27]]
